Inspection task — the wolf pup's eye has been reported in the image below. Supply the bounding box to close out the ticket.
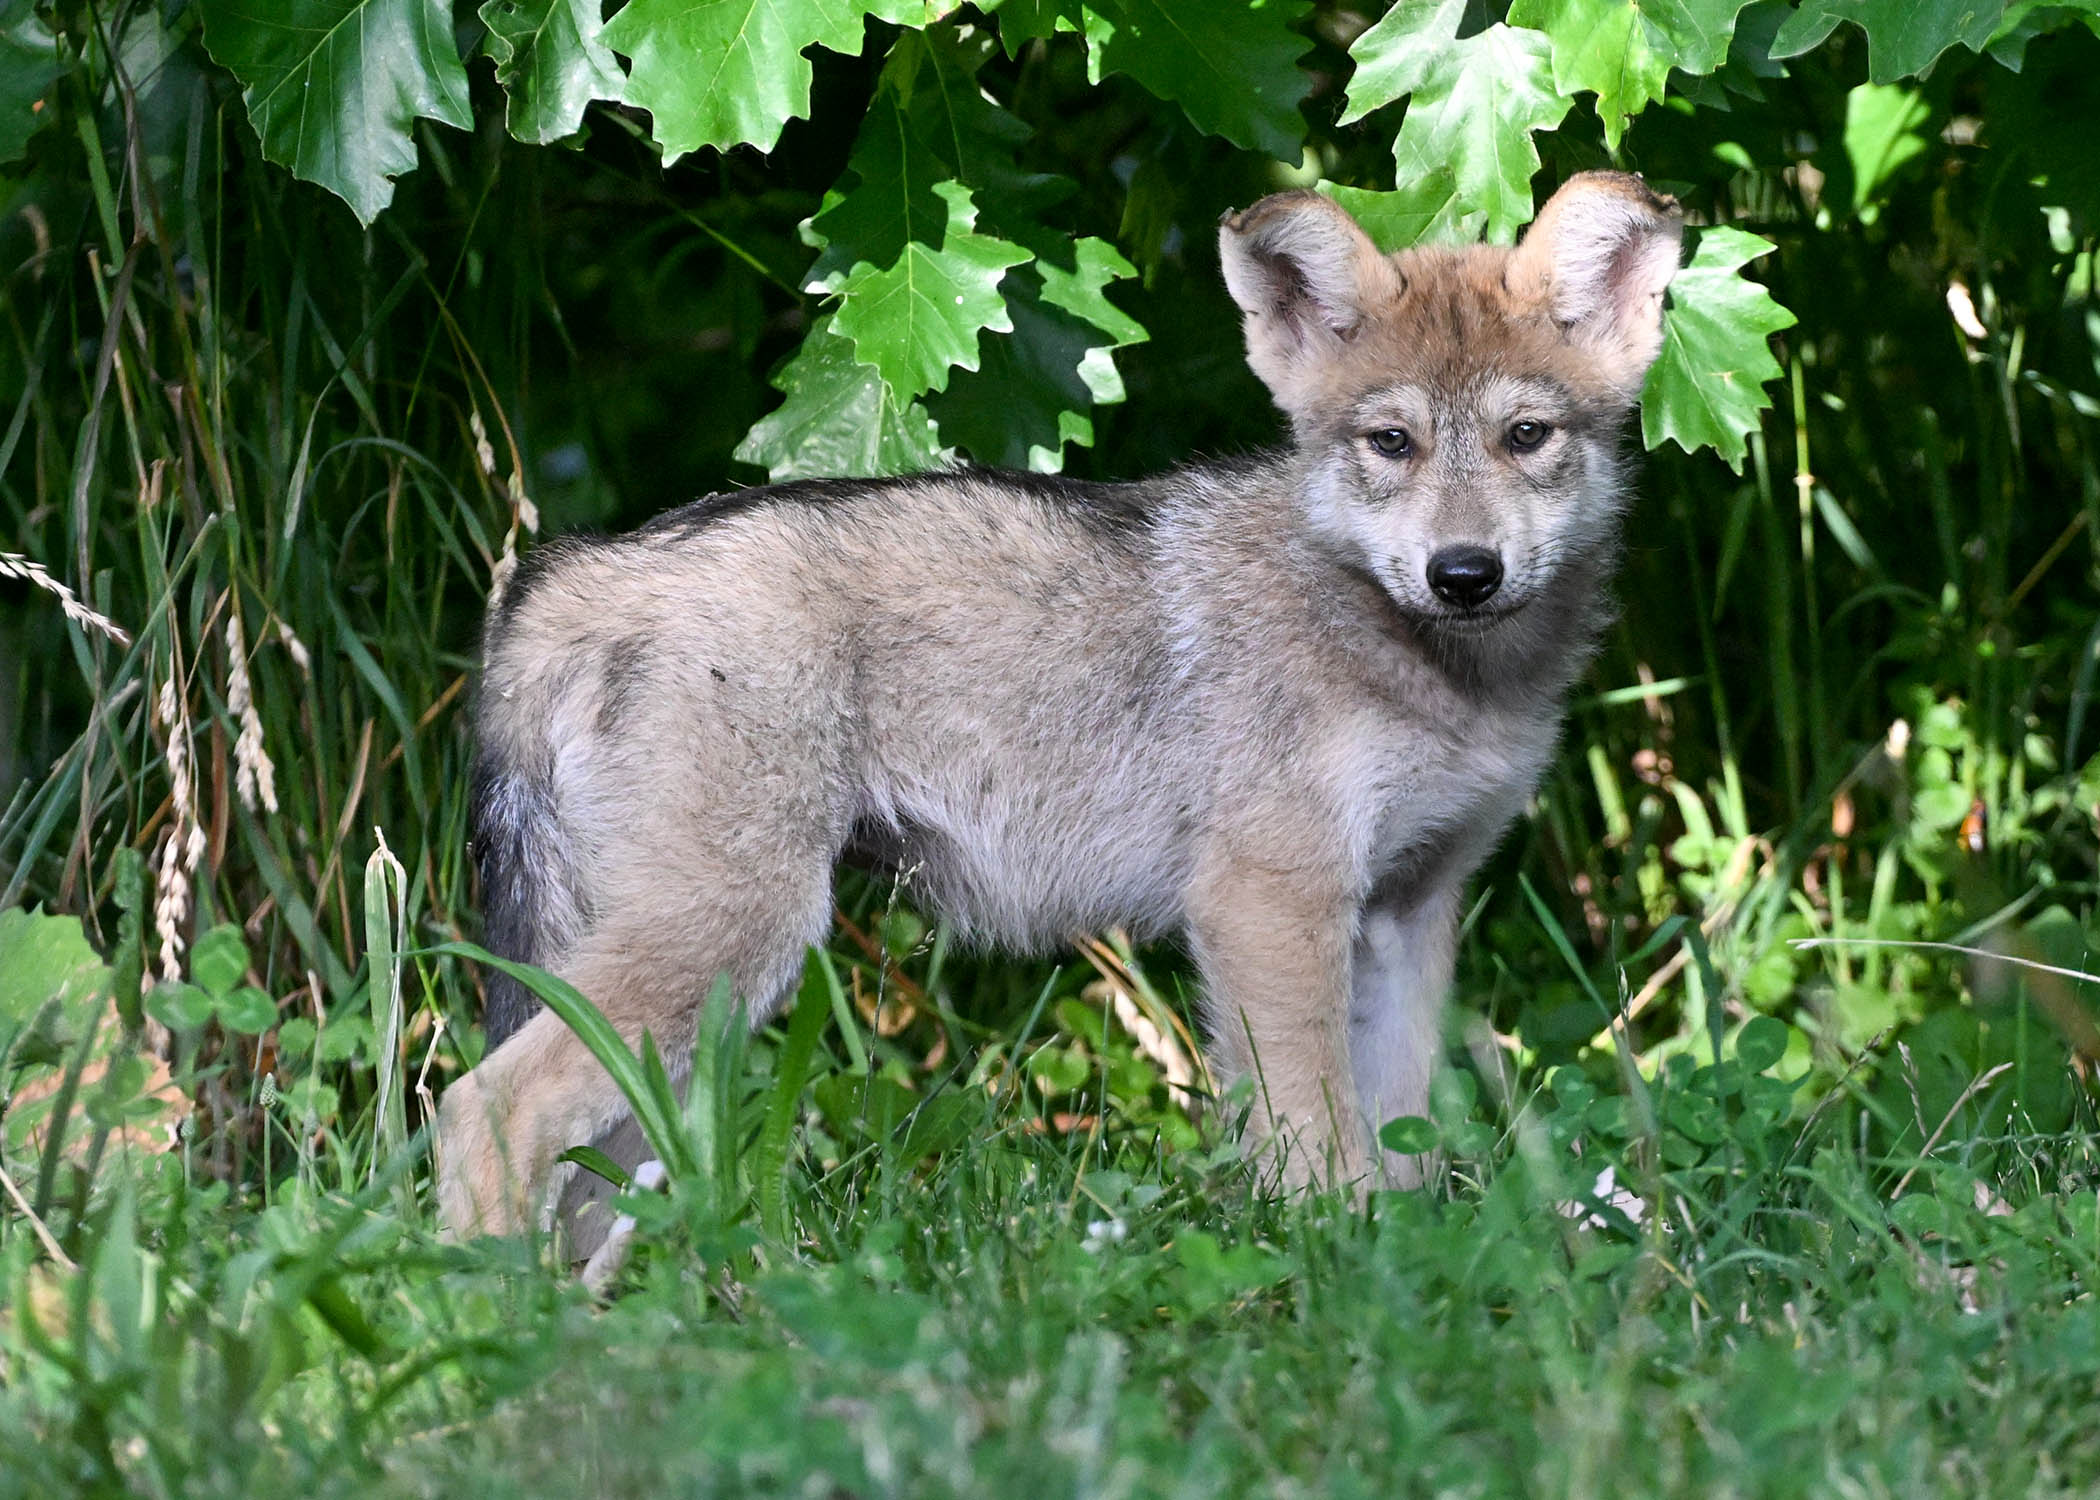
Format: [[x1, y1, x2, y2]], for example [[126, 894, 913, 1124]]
[[1508, 419, 1552, 452], [1368, 428, 1414, 458]]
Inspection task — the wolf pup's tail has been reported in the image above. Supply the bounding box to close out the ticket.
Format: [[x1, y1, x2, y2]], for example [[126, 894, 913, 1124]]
[[470, 746, 582, 1050]]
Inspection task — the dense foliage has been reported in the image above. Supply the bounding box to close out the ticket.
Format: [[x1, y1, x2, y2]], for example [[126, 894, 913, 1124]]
[[3, 0, 2100, 1492]]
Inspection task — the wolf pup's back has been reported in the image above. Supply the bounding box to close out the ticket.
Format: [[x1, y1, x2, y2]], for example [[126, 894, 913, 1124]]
[[437, 173, 1682, 1240]]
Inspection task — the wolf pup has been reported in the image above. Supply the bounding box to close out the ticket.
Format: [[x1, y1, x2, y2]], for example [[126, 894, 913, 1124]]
[[437, 171, 1683, 1238]]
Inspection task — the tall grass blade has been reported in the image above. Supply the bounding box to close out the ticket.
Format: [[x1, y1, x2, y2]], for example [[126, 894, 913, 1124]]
[[363, 835, 410, 1204], [758, 953, 838, 1242]]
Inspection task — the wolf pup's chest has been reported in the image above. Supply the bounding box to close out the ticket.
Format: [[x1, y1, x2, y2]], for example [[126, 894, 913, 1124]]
[[1352, 691, 1561, 896]]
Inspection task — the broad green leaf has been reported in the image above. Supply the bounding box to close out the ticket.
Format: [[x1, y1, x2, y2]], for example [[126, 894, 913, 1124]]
[[734, 315, 950, 480], [930, 238, 1148, 469], [1340, 0, 1571, 242], [1986, 1, 2100, 70], [479, 0, 626, 145], [557, 1144, 633, 1188], [0, 0, 59, 168], [146, 981, 218, 1033], [1078, 0, 1313, 162], [986, 0, 1079, 50], [1770, 0, 2000, 83], [1507, 0, 1755, 148], [195, 0, 471, 225], [1172, 1229, 1289, 1315], [805, 76, 965, 293], [830, 182, 1031, 398], [805, 31, 1136, 468], [216, 985, 280, 1035], [1734, 1015, 1790, 1072], [189, 923, 250, 998], [1035, 235, 1149, 350], [1642, 226, 1796, 470], [807, 32, 1066, 287], [1842, 82, 1931, 220], [603, 0, 941, 162], [1378, 1115, 1439, 1153], [1318, 175, 1484, 251], [0, 908, 103, 1019]]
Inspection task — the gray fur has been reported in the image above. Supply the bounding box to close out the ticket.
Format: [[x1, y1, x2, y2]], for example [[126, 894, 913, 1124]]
[[437, 171, 1684, 1237]]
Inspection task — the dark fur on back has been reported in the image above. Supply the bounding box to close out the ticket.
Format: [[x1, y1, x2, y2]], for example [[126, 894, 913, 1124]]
[[634, 468, 1158, 544]]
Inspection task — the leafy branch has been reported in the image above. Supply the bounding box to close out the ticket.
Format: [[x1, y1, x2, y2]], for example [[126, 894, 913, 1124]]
[[149, 1, 2100, 473]]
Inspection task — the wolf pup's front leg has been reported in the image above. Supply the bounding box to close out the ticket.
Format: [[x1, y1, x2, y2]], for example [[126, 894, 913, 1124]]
[[1347, 882, 1464, 1187], [1186, 846, 1369, 1191]]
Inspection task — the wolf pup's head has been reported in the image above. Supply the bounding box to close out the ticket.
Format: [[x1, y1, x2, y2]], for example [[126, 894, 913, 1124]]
[[1220, 173, 1682, 636]]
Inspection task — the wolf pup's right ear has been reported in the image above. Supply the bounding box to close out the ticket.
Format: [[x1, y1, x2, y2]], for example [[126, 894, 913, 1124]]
[[1219, 191, 1403, 419], [1506, 171, 1684, 399]]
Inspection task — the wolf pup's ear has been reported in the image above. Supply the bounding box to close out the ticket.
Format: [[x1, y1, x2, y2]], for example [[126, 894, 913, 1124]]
[[1220, 191, 1403, 419], [1506, 171, 1684, 398]]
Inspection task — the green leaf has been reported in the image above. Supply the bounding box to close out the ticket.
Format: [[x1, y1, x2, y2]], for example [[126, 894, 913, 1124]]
[[734, 315, 951, 480], [1317, 175, 1484, 251], [479, 0, 626, 145], [1987, 1, 2100, 70], [1171, 1229, 1288, 1315], [1340, 0, 1572, 242], [189, 923, 250, 998], [1770, 0, 2000, 84], [1641, 226, 1796, 470], [0, 908, 105, 1023], [1985, 36, 2100, 233], [557, 1144, 633, 1189], [804, 73, 968, 293], [930, 238, 1147, 469], [0, 0, 59, 168], [146, 981, 218, 1033], [1842, 82, 1931, 220], [812, 1072, 977, 1159], [829, 181, 1031, 399], [1890, 1192, 1951, 1237], [1734, 1015, 1790, 1072], [1378, 1115, 1440, 1153], [602, 0, 935, 162], [986, 0, 1078, 49], [1027, 1042, 1091, 1096], [195, 0, 471, 225], [807, 32, 1067, 289], [1507, 0, 1754, 149], [1078, 0, 1313, 162], [216, 986, 280, 1035], [0, 907, 105, 1078], [804, 31, 1138, 469]]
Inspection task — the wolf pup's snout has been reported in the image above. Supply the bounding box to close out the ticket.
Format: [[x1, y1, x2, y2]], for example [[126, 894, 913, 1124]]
[[1426, 545, 1504, 609]]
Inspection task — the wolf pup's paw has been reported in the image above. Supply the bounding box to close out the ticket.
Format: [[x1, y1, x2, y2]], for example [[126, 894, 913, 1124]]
[[434, 1071, 528, 1241]]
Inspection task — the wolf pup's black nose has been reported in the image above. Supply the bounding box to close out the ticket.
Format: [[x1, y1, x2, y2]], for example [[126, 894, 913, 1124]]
[[1427, 546, 1504, 609]]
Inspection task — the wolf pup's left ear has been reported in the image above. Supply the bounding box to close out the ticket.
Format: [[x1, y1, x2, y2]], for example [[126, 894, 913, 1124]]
[[1506, 171, 1684, 398], [1220, 191, 1403, 420]]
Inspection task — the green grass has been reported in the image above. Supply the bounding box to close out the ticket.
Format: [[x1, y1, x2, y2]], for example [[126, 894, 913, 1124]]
[[7, 8, 2100, 1496], [7, 965, 2100, 1498]]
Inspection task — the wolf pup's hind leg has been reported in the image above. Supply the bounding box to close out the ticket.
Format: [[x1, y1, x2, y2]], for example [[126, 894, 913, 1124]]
[[436, 850, 837, 1240]]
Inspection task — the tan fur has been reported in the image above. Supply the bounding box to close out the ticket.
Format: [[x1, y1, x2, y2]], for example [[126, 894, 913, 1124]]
[[436, 172, 1683, 1238]]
